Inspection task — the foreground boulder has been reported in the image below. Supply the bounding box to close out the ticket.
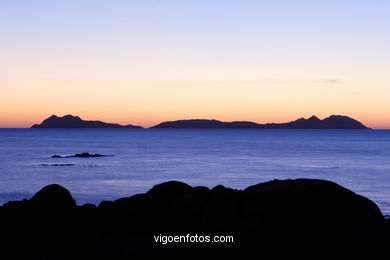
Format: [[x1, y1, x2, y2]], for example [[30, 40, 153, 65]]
[[31, 184, 76, 208], [0, 179, 388, 259]]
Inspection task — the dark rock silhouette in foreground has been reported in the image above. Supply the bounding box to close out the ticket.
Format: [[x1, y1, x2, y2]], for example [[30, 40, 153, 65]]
[[152, 115, 369, 129], [51, 152, 105, 158], [31, 184, 76, 208], [0, 179, 388, 259], [31, 114, 142, 128]]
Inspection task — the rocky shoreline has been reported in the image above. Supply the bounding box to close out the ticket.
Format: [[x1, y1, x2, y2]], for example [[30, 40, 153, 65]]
[[0, 178, 389, 259]]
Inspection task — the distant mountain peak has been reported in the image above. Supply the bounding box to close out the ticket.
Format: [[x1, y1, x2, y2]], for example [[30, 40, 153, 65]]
[[308, 115, 320, 121]]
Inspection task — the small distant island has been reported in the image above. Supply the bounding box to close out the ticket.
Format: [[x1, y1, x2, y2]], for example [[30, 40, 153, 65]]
[[31, 114, 369, 129], [31, 115, 143, 128]]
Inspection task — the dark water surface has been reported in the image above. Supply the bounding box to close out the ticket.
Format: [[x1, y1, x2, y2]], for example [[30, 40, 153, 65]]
[[1, 129, 389, 214]]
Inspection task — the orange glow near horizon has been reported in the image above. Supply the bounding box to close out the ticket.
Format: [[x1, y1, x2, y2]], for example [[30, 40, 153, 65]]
[[0, 113, 388, 129], [0, 75, 389, 129]]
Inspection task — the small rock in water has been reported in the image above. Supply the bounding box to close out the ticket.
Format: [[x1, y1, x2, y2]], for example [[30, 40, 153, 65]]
[[74, 152, 104, 157], [51, 153, 105, 158]]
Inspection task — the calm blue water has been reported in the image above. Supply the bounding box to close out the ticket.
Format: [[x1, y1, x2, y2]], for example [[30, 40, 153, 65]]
[[1, 129, 390, 215]]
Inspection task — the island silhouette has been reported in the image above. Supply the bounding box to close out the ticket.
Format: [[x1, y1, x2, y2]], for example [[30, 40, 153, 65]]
[[153, 115, 368, 129], [31, 115, 143, 128], [31, 114, 369, 129]]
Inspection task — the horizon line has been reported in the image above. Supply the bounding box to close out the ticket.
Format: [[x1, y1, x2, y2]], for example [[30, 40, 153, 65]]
[[4, 114, 390, 129], [2, 113, 387, 129]]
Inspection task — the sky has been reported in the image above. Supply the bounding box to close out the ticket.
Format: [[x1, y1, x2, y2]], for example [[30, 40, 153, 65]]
[[0, 0, 389, 128]]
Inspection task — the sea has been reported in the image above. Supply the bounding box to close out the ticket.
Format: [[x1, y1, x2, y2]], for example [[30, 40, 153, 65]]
[[1, 129, 390, 215]]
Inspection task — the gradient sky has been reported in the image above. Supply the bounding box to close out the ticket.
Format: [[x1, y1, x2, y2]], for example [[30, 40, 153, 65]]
[[1, 0, 389, 128]]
